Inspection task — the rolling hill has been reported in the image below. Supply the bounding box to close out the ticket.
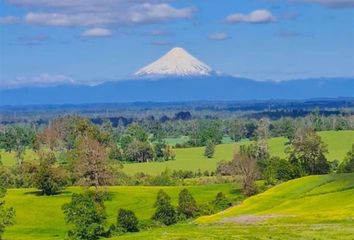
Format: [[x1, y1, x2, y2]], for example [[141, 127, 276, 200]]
[[115, 173, 354, 240]]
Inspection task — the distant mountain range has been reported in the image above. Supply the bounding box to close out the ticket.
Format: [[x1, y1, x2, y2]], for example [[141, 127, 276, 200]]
[[1, 76, 354, 105], [1, 47, 353, 106]]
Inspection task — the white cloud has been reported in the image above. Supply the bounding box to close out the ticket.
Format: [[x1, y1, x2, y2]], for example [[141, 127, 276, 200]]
[[0, 16, 19, 24], [289, 0, 354, 8], [81, 27, 112, 37], [226, 10, 276, 24], [208, 32, 230, 41], [7, 0, 194, 27], [2, 73, 76, 88]]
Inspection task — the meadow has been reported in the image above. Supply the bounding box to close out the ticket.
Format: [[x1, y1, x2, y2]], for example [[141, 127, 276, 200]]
[[4, 173, 354, 240], [114, 173, 354, 240], [3, 184, 239, 240]]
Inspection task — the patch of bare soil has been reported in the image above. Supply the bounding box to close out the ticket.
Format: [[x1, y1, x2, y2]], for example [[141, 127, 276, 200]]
[[220, 214, 287, 224]]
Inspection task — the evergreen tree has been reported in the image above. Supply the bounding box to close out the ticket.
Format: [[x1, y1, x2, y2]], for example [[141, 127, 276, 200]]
[[177, 189, 199, 219], [117, 209, 139, 232], [152, 190, 177, 225], [204, 140, 215, 158]]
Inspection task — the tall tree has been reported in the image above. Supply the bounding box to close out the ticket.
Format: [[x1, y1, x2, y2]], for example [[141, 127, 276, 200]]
[[233, 153, 259, 196], [204, 140, 215, 158], [62, 191, 107, 240], [288, 127, 330, 175], [72, 136, 113, 190]]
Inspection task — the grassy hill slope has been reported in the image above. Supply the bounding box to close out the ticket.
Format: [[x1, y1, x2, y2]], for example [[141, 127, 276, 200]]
[[198, 173, 354, 224], [115, 173, 354, 240]]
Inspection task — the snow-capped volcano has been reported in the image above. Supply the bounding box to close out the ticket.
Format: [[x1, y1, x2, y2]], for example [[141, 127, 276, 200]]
[[135, 47, 214, 77]]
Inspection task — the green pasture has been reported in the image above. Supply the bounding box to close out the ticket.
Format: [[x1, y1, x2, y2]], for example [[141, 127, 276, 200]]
[[115, 173, 354, 240], [124, 130, 354, 175], [3, 184, 239, 240]]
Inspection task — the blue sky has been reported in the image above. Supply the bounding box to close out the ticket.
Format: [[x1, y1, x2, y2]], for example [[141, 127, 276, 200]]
[[0, 0, 353, 88]]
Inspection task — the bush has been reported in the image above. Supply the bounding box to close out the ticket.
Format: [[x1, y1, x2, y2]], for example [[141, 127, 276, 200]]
[[149, 169, 175, 186], [152, 190, 177, 225], [177, 189, 199, 219], [117, 209, 139, 232], [211, 192, 232, 212], [34, 151, 68, 195]]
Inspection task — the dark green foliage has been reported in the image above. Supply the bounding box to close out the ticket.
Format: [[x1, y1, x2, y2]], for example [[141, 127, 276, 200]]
[[263, 157, 299, 184], [177, 189, 199, 219], [0, 186, 15, 239], [154, 141, 166, 160], [152, 190, 177, 225], [108, 144, 122, 162], [187, 120, 223, 147], [117, 209, 139, 232], [124, 140, 154, 163], [34, 151, 67, 195], [62, 191, 107, 240], [149, 169, 175, 186], [338, 144, 354, 173], [211, 192, 232, 212], [204, 140, 215, 158]]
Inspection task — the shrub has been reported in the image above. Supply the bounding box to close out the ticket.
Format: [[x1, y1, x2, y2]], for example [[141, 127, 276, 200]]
[[211, 192, 232, 212], [149, 169, 175, 186], [117, 209, 139, 232], [152, 190, 177, 225], [177, 189, 199, 219], [34, 151, 67, 195]]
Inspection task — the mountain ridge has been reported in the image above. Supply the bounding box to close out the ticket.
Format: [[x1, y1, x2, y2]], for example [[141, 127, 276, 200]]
[[1, 76, 353, 105]]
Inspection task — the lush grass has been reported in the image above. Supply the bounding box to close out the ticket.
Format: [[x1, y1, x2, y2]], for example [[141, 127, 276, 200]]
[[114, 173, 354, 240], [114, 222, 354, 240], [197, 173, 354, 224], [124, 130, 354, 175], [3, 183, 239, 240]]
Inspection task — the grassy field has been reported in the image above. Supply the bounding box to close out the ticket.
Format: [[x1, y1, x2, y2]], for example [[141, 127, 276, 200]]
[[1, 130, 354, 175], [3, 173, 354, 239], [3, 184, 239, 240], [114, 173, 354, 240], [124, 130, 354, 175]]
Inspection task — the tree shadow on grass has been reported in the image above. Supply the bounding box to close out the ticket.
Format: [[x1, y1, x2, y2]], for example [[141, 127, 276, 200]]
[[24, 190, 72, 196], [229, 188, 242, 195]]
